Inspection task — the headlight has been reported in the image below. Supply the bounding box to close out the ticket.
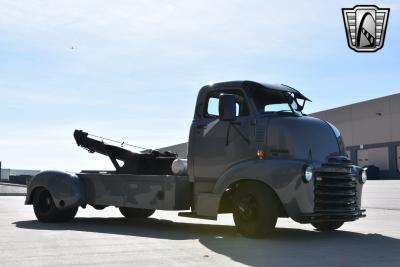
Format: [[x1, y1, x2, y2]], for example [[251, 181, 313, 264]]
[[360, 168, 367, 184], [303, 165, 313, 183]]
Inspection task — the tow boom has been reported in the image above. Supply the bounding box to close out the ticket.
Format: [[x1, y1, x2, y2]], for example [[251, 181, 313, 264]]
[[73, 130, 177, 175]]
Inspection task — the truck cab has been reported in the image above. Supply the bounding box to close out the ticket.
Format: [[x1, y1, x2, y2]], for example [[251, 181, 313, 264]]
[[25, 80, 366, 238], [186, 81, 365, 236]]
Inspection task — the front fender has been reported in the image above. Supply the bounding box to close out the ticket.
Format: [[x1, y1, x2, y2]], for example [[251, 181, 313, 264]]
[[213, 159, 315, 220], [25, 170, 85, 209]]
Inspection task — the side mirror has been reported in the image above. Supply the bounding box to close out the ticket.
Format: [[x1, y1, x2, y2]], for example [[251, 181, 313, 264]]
[[219, 94, 236, 121]]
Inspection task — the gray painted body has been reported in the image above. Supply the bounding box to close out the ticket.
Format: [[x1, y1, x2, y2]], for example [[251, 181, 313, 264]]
[[186, 81, 364, 221], [26, 80, 364, 224], [79, 173, 190, 210], [26, 172, 190, 211]]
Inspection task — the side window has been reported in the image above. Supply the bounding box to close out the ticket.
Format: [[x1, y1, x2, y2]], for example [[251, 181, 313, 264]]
[[206, 97, 219, 116], [204, 90, 249, 118]]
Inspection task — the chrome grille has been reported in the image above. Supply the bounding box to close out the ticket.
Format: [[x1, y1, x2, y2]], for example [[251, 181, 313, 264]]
[[314, 169, 358, 213]]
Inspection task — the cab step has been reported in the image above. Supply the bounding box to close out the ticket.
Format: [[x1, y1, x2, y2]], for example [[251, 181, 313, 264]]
[[178, 212, 216, 220]]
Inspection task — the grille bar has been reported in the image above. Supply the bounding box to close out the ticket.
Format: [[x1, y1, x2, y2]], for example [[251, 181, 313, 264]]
[[316, 181, 356, 188], [316, 190, 356, 196], [314, 165, 358, 216], [315, 198, 356, 205]]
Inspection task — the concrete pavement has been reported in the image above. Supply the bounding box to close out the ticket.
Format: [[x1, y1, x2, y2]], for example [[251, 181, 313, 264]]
[[0, 181, 399, 266], [0, 183, 26, 196], [362, 180, 400, 210]]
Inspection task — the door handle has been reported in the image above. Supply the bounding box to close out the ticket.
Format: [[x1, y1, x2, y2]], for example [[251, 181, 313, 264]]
[[196, 124, 206, 129]]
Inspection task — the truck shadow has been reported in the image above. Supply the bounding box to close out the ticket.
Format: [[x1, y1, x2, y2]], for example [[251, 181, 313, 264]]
[[14, 217, 400, 267]]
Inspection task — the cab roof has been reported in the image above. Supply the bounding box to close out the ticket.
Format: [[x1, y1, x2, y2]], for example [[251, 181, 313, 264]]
[[209, 80, 310, 101]]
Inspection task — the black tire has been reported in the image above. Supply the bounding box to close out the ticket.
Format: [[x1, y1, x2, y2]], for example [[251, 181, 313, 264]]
[[233, 182, 278, 238], [119, 207, 155, 219], [312, 221, 344, 231], [33, 188, 78, 223]]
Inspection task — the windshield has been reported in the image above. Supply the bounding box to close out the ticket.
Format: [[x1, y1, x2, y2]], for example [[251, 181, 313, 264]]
[[251, 87, 304, 115], [264, 103, 292, 112]]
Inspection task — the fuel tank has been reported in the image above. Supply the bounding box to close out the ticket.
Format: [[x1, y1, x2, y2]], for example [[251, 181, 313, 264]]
[[171, 158, 188, 175]]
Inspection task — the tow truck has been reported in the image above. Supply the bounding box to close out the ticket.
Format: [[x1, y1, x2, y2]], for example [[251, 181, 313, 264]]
[[25, 81, 366, 238]]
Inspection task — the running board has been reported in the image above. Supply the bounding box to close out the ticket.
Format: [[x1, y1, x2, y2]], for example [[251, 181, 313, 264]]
[[178, 212, 217, 220]]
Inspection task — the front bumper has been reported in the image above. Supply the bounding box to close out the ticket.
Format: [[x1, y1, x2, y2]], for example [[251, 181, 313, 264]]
[[299, 160, 366, 223], [299, 209, 366, 223]]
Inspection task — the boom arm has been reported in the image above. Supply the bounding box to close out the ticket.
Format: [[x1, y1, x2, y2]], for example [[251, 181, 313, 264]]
[[73, 130, 177, 175]]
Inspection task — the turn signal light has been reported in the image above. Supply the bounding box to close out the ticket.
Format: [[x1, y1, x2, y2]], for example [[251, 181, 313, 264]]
[[257, 149, 265, 159]]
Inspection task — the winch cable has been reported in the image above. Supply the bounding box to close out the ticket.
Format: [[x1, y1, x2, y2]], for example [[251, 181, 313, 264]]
[[87, 133, 150, 151]]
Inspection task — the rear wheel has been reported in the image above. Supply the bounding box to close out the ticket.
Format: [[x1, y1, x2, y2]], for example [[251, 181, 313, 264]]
[[312, 221, 344, 231], [233, 182, 278, 238], [33, 188, 78, 222], [119, 207, 155, 219]]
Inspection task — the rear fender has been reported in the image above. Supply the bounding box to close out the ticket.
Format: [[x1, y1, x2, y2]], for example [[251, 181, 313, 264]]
[[25, 170, 85, 209]]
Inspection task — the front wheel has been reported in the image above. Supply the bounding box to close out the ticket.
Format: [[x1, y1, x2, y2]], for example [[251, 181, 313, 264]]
[[311, 221, 344, 231], [33, 188, 78, 222], [233, 182, 278, 238], [119, 207, 155, 219]]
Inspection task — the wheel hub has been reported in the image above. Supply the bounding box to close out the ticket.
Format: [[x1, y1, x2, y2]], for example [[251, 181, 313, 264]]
[[238, 195, 258, 221], [38, 191, 52, 213]]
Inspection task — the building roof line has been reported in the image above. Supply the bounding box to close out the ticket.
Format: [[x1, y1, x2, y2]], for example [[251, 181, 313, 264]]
[[311, 92, 400, 115]]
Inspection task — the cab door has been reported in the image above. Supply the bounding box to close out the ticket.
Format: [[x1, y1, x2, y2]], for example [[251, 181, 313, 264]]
[[192, 89, 253, 181]]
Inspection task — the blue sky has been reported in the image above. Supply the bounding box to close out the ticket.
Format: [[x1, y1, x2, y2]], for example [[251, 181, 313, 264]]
[[0, 0, 399, 171]]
